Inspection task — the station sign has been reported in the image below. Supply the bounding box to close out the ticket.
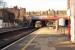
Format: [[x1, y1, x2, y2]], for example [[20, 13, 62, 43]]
[[0, 20, 3, 28], [58, 18, 65, 26]]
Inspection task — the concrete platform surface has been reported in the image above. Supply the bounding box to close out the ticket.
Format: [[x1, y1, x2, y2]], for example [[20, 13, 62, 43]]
[[2, 27, 75, 50]]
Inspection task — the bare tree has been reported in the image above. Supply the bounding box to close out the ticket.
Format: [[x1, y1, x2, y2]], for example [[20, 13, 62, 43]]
[[0, 0, 6, 8]]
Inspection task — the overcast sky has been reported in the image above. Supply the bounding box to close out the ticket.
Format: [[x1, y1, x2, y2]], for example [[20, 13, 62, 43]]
[[4, 0, 67, 11]]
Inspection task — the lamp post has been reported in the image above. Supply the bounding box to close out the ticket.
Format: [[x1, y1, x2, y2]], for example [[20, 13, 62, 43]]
[[0, 0, 6, 28]]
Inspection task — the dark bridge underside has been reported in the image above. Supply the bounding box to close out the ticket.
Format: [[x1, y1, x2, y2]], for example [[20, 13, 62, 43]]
[[31, 19, 50, 27]]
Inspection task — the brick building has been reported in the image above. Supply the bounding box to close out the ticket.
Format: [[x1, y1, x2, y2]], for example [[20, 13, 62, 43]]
[[0, 6, 26, 28]]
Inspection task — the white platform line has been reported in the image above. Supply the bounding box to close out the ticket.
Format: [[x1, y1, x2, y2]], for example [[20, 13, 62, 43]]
[[21, 34, 38, 50], [1, 29, 35, 50]]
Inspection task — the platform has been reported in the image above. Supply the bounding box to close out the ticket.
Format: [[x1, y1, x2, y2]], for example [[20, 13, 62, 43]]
[[1, 27, 75, 50]]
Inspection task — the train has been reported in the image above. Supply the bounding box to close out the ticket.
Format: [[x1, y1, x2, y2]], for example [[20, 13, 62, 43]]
[[30, 16, 56, 28], [27, 15, 69, 28]]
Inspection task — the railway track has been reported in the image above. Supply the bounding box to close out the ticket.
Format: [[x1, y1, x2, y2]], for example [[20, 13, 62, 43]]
[[0, 27, 37, 49]]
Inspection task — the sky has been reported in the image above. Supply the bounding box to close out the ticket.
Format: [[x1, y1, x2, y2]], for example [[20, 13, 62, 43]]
[[4, 0, 67, 11]]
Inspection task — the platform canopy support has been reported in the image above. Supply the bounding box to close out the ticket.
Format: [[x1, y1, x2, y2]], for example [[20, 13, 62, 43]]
[[68, 0, 75, 42]]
